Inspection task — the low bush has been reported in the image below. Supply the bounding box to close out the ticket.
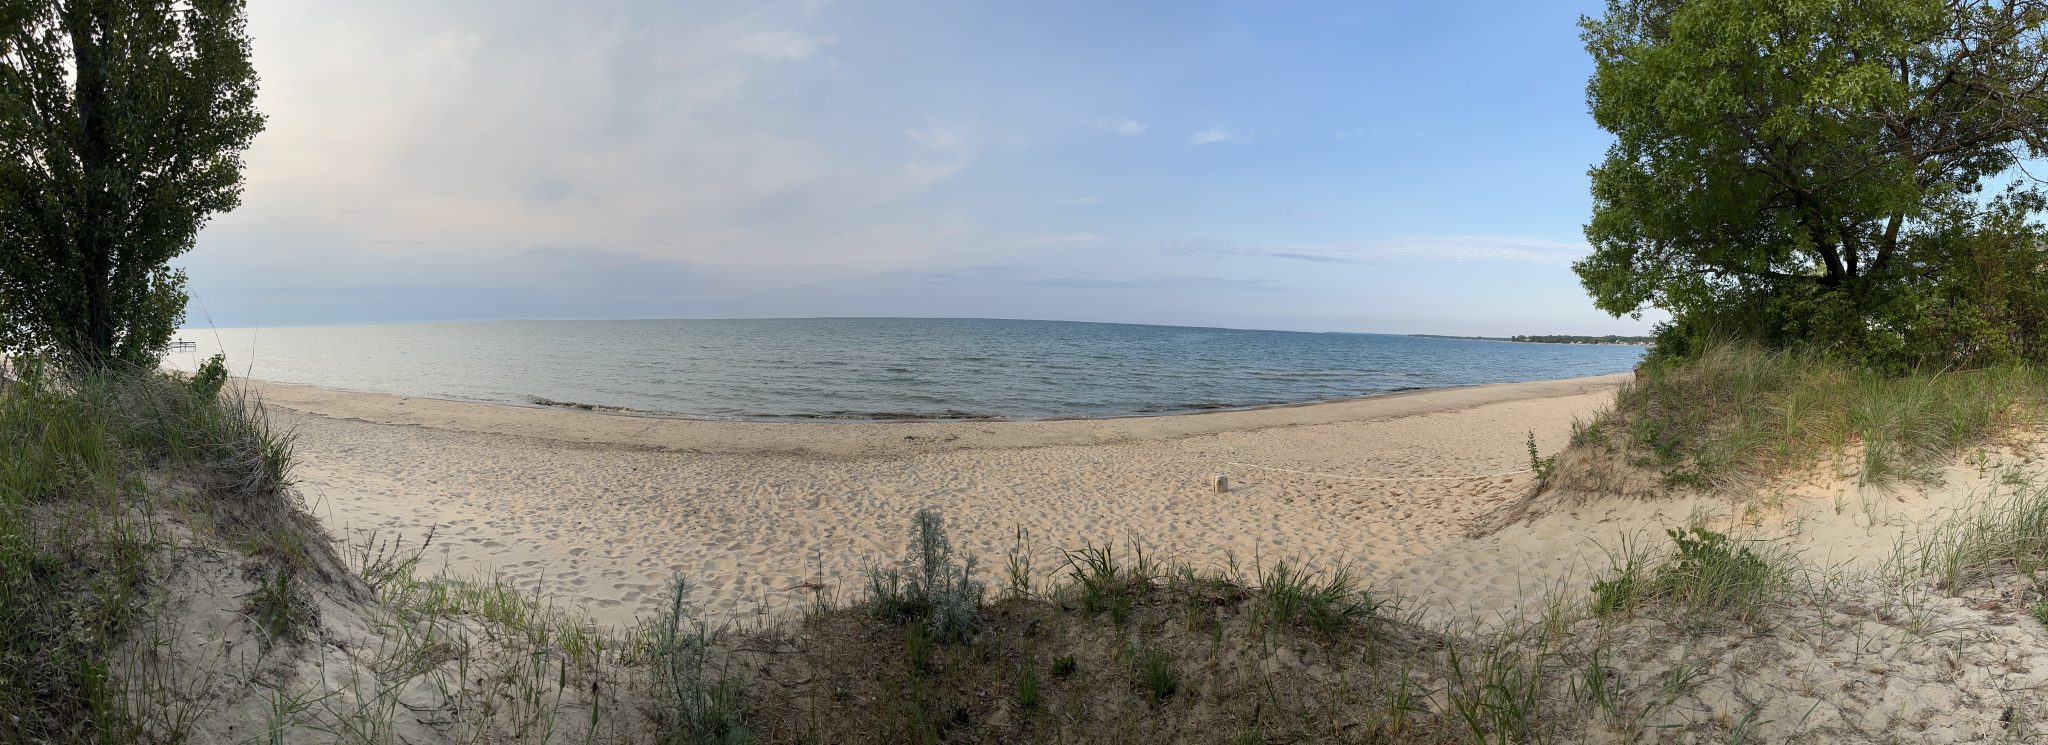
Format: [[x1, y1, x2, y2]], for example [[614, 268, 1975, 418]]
[[866, 509, 984, 643]]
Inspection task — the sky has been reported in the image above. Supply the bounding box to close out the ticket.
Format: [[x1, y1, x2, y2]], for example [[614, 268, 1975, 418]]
[[179, 0, 1660, 337]]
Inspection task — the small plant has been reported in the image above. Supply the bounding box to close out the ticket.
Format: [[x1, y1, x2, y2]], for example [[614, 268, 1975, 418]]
[[2032, 601, 2048, 629], [651, 577, 751, 744], [903, 620, 935, 673], [1661, 526, 1770, 610], [1139, 647, 1178, 701], [1004, 526, 1035, 600], [1256, 560, 1378, 631], [1442, 635, 1547, 744], [1592, 527, 1780, 623], [1061, 538, 1160, 614], [1063, 543, 1125, 613], [245, 566, 307, 645], [1051, 655, 1077, 677], [1527, 431, 1556, 480], [866, 509, 985, 643], [1016, 660, 1041, 710], [1589, 560, 1640, 617]]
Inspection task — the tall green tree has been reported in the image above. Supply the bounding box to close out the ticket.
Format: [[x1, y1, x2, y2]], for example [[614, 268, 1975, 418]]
[[1577, 0, 2048, 358], [0, 0, 262, 365]]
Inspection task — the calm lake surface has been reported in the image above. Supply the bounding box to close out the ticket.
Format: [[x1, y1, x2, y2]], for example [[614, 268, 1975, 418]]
[[170, 318, 1645, 421]]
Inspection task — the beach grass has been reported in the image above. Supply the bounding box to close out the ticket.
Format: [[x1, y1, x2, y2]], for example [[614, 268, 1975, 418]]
[[1586, 341, 2045, 490], [0, 358, 302, 742]]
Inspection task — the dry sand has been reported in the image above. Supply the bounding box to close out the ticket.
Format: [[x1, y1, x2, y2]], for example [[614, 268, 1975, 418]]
[[183, 374, 2048, 742], [261, 375, 1627, 627]]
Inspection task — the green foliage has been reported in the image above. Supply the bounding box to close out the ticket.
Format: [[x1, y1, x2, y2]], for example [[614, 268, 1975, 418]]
[[1526, 431, 1556, 481], [1059, 539, 1159, 615], [1606, 341, 2043, 489], [865, 509, 984, 643], [1590, 526, 1783, 625], [1895, 473, 2048, 592], [0, 358, 295, 742], [1255, 560, 1379, 632], [1051, 655, 1077, 677], [189, 353, 229, 400], [245, 566, 307, 646], [0, 0, 265, 365], [1588, 561, 1640, 618], [1578, 0, 2048, 368], [1014, 660, 1041, 710], [1137, 647, 1178, 702]]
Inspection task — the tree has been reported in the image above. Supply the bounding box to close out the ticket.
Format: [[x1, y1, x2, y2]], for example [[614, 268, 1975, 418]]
[[1576, 0, 2048, 360], [0, 0, 262, 365]]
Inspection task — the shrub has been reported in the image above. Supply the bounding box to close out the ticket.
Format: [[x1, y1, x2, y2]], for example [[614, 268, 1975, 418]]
[[866, 509, 984, 643], [189, 353, 229, 400], [1526, 431, 1555, 481]]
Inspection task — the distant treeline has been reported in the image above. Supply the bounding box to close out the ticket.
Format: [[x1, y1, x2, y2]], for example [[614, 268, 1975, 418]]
[[1412, 334, 1654, 345]]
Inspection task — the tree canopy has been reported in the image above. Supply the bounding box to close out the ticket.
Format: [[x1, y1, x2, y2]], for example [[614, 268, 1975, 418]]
[[1577, 0, 2048, 366], [0, 0, 263, 365]]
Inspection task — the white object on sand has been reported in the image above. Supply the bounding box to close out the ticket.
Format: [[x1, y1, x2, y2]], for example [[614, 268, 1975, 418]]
[[1211, 474, 1229, 493]]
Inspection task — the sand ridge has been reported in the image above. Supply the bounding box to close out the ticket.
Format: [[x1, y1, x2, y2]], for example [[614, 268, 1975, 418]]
[[268, 375, 1628, 627]]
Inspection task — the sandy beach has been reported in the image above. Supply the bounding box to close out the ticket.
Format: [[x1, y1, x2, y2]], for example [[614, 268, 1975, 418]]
[[264, 375, 1632, 627]]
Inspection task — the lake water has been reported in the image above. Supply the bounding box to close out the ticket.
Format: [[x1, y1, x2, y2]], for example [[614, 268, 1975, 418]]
[[169, 318, 1644, 421]]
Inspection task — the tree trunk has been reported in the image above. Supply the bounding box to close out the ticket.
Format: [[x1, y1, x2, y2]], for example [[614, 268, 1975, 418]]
[[69, 11, 115, 361]]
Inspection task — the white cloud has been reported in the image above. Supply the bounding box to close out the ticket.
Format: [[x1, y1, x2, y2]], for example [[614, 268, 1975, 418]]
[[906, 120, 965, 151], [902, 119, 975, 186], [1189, 128, 1236, 145], [1161, 236, 1593, 265], [1023, 233, 1106, 244], [1100, 118, 1147, 135]]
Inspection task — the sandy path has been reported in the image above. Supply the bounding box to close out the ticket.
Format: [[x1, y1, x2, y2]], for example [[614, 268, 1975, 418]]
[[268, 375, 1627, 627]]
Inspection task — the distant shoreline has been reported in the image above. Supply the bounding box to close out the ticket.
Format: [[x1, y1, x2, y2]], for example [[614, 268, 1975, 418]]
[[1409, 333, 1653, 346]]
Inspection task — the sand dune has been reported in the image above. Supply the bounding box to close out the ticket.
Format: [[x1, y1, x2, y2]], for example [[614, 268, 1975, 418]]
[[263, 375, 1628, 627]]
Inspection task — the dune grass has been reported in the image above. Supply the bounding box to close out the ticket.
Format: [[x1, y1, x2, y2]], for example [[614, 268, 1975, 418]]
[[1588, 526, 1792, 628], [1890, 469, 2048, 593], [1590, 341, 2045, 490], [0, 358, 300, 743]]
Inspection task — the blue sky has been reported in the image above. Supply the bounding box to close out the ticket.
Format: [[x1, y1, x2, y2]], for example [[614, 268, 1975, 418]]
[[181, 0, 1659, 336]]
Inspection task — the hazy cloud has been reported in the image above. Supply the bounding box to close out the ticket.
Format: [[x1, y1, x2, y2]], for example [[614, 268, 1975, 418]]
[[1099, 118, 1148, 135], [1005, 275, 1279, 291], [1161, 236, 1592, 265], [1189, 128, 1237, 145], [1023, 233, 1107, 245]]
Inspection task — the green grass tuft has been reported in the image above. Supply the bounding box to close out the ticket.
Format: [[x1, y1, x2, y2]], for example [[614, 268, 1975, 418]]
[[1595, 341, 2045, 489]]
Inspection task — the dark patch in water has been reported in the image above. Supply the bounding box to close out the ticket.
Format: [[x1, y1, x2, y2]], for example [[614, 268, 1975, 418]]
[[530, 397, 647, 414]]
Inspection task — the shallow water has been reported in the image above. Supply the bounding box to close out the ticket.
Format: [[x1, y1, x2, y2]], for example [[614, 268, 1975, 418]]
[[170, 318, 1643, 420]]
